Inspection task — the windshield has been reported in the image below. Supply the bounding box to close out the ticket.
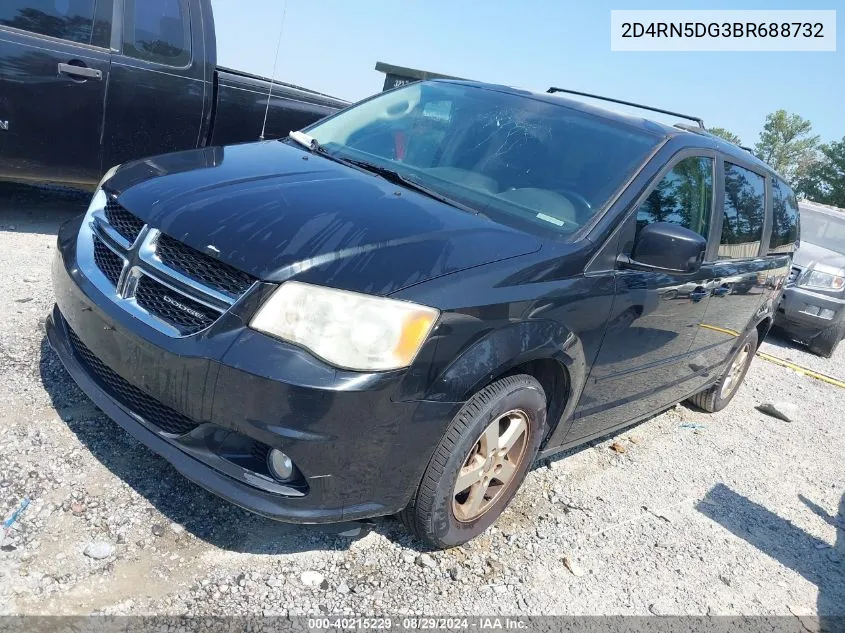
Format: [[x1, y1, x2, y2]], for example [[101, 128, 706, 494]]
[[801, 209, 845, 255], [302, 81, 662, 236]]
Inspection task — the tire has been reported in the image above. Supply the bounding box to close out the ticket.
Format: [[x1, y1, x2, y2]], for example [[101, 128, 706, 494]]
[[687, 328, 758, 413], [400, 375, 546, 549], [808, 325, 842, 358]]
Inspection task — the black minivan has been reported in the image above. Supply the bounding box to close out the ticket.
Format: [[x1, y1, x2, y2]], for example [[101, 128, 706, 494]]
[[48, 80, 797, 548]]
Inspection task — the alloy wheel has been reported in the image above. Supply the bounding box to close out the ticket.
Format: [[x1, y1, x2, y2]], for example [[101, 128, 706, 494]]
[[720, 343, 751, 399], [452, 409, 529, 522]]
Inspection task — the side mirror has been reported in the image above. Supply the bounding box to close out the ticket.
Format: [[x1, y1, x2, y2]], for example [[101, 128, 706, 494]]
[[620, 222, 707, 273]]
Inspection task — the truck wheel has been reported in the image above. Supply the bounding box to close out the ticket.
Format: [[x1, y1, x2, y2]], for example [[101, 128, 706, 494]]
[[808, 325, 843, 358], [688, 328, 758, 413], [400, 375, 546, 549]]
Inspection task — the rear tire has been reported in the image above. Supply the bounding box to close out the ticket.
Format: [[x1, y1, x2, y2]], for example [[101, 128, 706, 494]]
[[400, 375, 546, 549], [688, 328, 758, 413], [808, 324, 842, 358]]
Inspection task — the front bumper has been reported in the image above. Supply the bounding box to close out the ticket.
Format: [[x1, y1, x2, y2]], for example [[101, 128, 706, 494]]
[[48, 218, 459, 523], [775, 286, 845, 341]]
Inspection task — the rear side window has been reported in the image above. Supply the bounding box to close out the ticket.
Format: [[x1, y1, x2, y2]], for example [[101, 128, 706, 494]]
[[123, 0, 191, 66], [636, 156, 714, 239], [719, 163, 765, 259], [0, 0, 96, 44], [769, 178, 799, 254]]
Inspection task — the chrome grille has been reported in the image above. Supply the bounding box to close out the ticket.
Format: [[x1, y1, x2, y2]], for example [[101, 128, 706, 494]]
[[786, 266, 801, 287], [104, 198, 145, 245], [67, 326, 199, 436], [81, 197, 252, 337], [156, 233, 256, 297], [134, 276, 219, 335], [92, 237, 124, 286]]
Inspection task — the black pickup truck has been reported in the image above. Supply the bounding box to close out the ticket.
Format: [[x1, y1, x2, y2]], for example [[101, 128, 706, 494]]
[[0, 0, 348, 188]]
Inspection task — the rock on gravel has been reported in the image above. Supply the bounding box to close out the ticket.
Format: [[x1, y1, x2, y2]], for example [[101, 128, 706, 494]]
[[562, 555, 583, 577], [83, 542, 114, 560], [756, 401, 801, 422], [300, 571, 324, 587], [416, 553, 437, 568]]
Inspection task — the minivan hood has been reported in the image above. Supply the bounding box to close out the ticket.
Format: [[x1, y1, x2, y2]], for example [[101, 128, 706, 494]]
[[106, 143, 541, 296], [793, 240, 845, 273]]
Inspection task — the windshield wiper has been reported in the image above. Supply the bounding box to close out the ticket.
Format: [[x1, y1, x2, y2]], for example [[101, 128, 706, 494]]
[[342, 158, 482, 215], [287, 131, 379, 175], [287, 132, 482, 215], [287, 130, 338, 160], [287, 130, 320, 151]]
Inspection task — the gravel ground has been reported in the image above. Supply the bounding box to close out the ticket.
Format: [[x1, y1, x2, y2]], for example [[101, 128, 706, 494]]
[[759, 333, 845, 383], [0, 183, 843, 619]]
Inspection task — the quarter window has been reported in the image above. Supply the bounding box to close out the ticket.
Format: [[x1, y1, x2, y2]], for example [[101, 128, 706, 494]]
[[636, 156, 714, 239], [719, 163, 765, 259], [769, 178, 799, 254], [123, 0, 191, 66], [0, 0, 96, 44]]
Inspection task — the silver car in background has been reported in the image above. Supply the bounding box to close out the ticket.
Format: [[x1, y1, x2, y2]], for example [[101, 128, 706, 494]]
[[776, 200, 845, 357]]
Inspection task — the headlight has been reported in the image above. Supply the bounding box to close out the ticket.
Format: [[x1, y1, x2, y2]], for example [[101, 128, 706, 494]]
[[84, 165, 120, 218], [250, 281, 439, 371], [800, 270, 845, 291], [87, 188, 108, 215], [97, 164, 121, 190]]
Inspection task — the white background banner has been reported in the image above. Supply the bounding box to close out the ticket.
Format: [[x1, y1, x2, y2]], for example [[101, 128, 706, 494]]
[[611, 10, 836, 52]]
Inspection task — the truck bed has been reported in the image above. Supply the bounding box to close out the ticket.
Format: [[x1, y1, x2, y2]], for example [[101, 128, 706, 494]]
[[217, 66, 348, 108], [211, 67, 349, 146]]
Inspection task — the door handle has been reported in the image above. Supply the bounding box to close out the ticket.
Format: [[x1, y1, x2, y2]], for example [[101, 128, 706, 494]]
[[58, 63, 102, 81]]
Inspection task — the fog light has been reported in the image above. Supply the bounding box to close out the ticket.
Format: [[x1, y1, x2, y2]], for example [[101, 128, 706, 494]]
[[819, 308, 835, 320], [267, 449, 294, 481]]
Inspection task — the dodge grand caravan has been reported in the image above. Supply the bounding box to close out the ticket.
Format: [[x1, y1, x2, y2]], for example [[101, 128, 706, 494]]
[[48, 80, 796, 548]]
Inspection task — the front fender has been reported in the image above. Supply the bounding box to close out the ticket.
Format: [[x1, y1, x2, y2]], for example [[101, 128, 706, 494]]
[[425, 320, 584, 402]]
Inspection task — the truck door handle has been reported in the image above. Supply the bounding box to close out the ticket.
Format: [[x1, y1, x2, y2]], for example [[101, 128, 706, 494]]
[[58, 63, 102, 81]]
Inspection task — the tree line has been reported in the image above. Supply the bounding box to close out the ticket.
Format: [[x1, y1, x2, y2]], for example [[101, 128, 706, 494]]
[[708, 112, 844, 208]]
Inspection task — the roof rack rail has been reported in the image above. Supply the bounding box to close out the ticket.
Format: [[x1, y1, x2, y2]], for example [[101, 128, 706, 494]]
[[673, 124, 756, 154], [674, 123, 706, 135], [547, 87, 705, 129]]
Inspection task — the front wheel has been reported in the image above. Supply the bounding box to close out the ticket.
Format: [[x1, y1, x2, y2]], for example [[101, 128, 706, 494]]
[[400, 375, 546, 549], [687, 328, 758, 413]]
